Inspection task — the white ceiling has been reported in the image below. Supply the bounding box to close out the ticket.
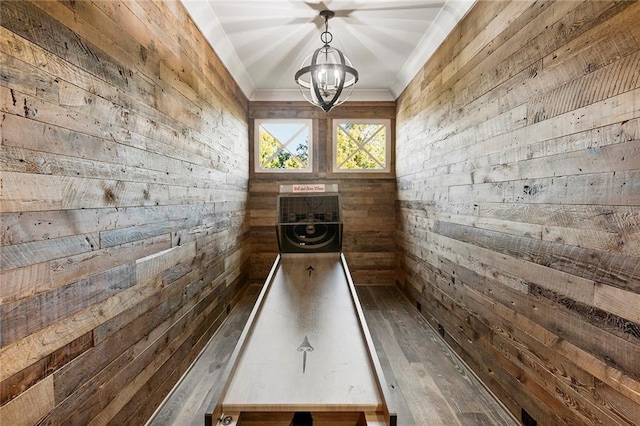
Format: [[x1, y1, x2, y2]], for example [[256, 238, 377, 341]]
[[181, 0, 475, 102]]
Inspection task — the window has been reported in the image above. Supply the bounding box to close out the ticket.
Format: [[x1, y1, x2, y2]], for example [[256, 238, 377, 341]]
[[333, 119, 390, 172], [255, 119, 312, 172]]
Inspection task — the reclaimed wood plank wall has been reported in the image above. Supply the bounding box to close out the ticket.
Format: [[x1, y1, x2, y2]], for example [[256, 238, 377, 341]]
[[249, 102, 396, 285], [0, 1, 249, 424], [395, 1, 640, 424]]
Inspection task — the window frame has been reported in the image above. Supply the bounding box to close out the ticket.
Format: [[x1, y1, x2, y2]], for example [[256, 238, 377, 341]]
[[331, 118, 392, 174], [254, 118, 313, 173]]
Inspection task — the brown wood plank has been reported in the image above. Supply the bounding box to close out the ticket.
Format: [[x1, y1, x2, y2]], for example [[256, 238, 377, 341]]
[[0, 375, 54, 426], [0, 263, 135, 347], [0, 331, 92, 405]]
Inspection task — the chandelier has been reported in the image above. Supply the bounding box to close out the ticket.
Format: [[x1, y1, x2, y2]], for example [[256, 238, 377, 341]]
[[294, 10, 358, 112]]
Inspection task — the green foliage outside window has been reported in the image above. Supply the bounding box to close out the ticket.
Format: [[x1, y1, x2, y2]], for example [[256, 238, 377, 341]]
[[336, 123, 386, 170], [258, 122, 309, 170]]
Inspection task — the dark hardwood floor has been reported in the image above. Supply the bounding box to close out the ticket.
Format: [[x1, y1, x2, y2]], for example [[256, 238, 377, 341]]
[[147, 285, 518, 426]]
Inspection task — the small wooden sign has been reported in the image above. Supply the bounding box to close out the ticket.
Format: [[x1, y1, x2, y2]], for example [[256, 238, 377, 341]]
[[279, 184, 341, 194], [292, 184, 325, 193]]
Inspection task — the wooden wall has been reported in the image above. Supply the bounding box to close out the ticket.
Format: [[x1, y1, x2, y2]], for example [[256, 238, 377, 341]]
[[0, 1, 249, 424], [249, 102, 396, 285], [395, 1, 640, 424]]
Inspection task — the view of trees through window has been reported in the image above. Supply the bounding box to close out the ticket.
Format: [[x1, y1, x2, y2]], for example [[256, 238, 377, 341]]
[[255, 119, 390, 173], [258, 121, 310, 170], [335, 122, 387, 170]]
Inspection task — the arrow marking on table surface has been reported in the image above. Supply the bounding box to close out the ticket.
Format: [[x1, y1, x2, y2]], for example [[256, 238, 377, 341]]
[[297, 336, 314, 373]]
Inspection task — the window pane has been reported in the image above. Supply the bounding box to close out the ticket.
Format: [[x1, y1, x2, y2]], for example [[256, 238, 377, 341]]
[[256, 120, 311, 172], [335, 122, 388, 171]]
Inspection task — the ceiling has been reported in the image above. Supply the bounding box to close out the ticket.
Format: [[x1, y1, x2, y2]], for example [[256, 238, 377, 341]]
[[181, 0, 475, 102]]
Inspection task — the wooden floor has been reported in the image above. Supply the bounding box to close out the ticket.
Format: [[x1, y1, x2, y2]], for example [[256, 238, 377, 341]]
[[147, 285, 518, 426]]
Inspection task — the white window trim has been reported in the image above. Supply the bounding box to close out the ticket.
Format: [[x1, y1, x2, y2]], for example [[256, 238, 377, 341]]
[[332, 119, 391, 173], [254, 119, 313, 173]]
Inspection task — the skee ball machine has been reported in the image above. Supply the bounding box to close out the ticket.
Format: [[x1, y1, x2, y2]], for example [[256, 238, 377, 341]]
[[206, 184, 397, 426]]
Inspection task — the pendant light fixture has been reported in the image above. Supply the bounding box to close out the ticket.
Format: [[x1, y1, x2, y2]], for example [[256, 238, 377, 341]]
[[294, 10, 358, 112]]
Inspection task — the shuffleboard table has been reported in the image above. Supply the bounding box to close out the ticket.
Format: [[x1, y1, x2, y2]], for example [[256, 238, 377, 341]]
[[207, 184, 396, 426]]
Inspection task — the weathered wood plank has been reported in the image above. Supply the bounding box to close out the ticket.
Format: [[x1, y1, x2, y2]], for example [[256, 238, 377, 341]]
[[86, 295, 212, 425], [99, 219, 192, 249], [530, 51, 640, 124], [0, 332, 92, 406], [48, 259, 247, 426], [398, 3, 639, 177], [414, 0, 629, 150], [0, 170, 243, 213], [593, 284, 640, 325], [111, 272, 238, 424], [28, 0, 159, 88], [0, 0, 154, 105], [542, 1, 640, 74], [593, 379, 640, 425], [0, 204, 222, 246], [410, 230, 637, 396], [89, 0, 248, 120], [410, 262, 620, 422], [400, 116, 640, 189], [0, 140, 237, 199], [416, 279, 562, 424], [131, 283, 248, 425], [441, 1, 535, 86], [0, 375, 54, 426], [404, 87, 640, 176], [0, 56, 238, 175], [0, 115, 232, 187], [470, 280, 640, 405], [51, 235, 172, 294], [0, 50, 59, 104], [0, 262, 135, 348], [0, 233, 98, 271], [0, 263, 51, 305], [452, 0, 634, 119], [405, 139, 640, 197], [434, 220, 639, 294], [476, 202, 640, 234]]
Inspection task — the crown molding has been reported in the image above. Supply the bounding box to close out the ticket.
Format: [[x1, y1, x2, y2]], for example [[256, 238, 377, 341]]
[[251, 89, 395, 102]]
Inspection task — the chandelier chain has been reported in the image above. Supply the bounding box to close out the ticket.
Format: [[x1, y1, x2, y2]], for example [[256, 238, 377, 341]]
[[320, 15, 332, 46]]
